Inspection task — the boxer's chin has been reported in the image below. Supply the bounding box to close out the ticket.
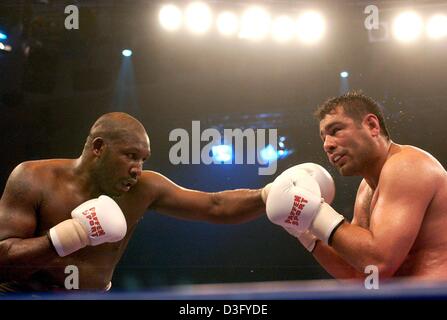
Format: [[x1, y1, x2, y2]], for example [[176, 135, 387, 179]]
[[338, 162, 355, 176]]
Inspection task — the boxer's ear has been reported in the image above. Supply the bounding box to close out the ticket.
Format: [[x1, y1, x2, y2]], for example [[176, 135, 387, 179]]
[[92, 137, 105, 156], [363, 114, 380, 137]]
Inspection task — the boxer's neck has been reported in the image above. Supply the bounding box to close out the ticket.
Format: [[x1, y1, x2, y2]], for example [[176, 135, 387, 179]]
[[363, 139, 394, 190]]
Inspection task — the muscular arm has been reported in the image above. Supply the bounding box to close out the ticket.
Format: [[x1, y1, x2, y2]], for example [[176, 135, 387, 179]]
[[312, 241, 365, 279], [327, 155, 435, 278], [309, 181, 370, 279], [146, 171, 265, 223], [0, 163, 58, 282]]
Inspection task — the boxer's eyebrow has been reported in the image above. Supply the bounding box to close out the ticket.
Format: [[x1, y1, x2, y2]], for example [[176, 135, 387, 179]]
[[320, 121, 343, 140]]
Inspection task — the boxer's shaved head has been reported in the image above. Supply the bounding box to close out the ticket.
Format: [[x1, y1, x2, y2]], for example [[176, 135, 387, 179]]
[[85, 112, 149, 149]]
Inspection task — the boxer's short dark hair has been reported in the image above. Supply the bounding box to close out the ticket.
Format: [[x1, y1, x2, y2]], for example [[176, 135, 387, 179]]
[[314, 91, 390, 139]]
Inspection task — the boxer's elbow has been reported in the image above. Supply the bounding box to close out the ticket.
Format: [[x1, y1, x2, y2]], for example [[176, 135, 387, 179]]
[[358, 250, 400, 279], [373, 262, 398, 279], [0, 240, 27, 282], [0, 238, 41, 282]]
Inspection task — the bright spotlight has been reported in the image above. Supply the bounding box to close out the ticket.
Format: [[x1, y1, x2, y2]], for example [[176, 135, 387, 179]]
[[185, 2, 212, 34], [296, 11, 326, 44], [260, 145, 277, 162], [217, 11, 238, 36], [426, 14, 447, 40], [122, 49, 132, 57], [392, 11, 423, 43], [277, 149, 290, 159], [340, 71, 349, 78], [0, 32, 7, 40], [159, 4, 182, 31], [272, 16, 295, 43], [239, 7, 271, 41], [212, 145, 233, 162], [0, 41, 12, 52]]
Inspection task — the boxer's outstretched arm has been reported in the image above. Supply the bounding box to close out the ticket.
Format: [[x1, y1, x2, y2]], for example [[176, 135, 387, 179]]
[[0, 163, 58, 282], [146, 171, 265, 223]]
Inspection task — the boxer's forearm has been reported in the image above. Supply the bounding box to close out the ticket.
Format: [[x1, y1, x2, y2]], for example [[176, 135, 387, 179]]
[[312, 240, 365, 279], [330, 223, 397, 277], [210, 189, 265, 224], [0, 236, 58, 282]]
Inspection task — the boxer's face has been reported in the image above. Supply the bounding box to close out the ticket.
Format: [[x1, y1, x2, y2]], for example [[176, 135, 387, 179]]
[[95, 131, 151, 196], [319, 107, 374, 176]]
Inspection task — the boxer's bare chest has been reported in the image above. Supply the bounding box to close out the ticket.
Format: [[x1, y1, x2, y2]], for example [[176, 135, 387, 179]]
[[36, 179, 146, 236], [354, 186, 379, 228], [32, 178, 147, 289]]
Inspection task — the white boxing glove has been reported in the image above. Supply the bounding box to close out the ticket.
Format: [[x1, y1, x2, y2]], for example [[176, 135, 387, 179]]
[[48, 195, 127, 257], [280, 163, 335, 204], [266, 168, 344, 245]]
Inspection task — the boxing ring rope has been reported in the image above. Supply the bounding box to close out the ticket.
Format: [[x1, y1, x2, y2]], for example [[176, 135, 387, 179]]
[[3, 278, 447, 300]]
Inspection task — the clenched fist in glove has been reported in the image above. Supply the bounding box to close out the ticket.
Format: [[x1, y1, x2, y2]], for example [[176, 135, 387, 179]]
[[265, 163, 344, 249], [48, 195, 127, 257]]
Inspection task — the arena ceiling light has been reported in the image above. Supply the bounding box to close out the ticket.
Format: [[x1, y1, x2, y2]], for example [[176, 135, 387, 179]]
[[426, 14, 447, 40], [392, 11, 423, 43], [122, 49, 132, 57], [159, 4, 183, 31], [185, 2, 212, 34], [239, 6, 271, 41], [216, 11, 239, 37], [296, 11, 326, 45], [271, 15, 295, 43]]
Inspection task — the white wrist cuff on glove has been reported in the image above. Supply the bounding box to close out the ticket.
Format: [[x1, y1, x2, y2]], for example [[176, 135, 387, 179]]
[[309, 202, 344, 245], [283, 227, 317, 253], [297, 230, 317, 252], [49, 219, 89, 257], [261, 183, 272, 203]]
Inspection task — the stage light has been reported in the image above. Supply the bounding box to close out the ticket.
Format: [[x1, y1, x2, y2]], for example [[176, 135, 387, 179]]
[[212, 145, 232, 162], [239, 7, 271, 41], [392, 11, 423, 43], [217, 11, 238, 36], [426, 14, 447, 40], [159, 4, 182, 31], [272, 16, 295, 43], [277, 149, 290, 158], [296, 11, 326, 44], [260, 145, 277, 162], [0, 32, 7, 40], [185, 2, 212, 34], [0, 41, 12, 52], [340, 71, 349, 78], [122, 49, 132, 57]]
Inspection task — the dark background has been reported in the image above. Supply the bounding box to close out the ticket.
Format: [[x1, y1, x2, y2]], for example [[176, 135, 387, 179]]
[[0, 0, 446, 290]]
